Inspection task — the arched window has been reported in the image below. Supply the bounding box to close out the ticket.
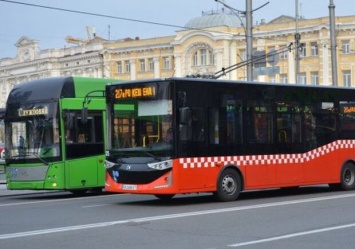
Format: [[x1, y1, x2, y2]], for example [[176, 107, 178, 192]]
[[191, 49, 214, 66]]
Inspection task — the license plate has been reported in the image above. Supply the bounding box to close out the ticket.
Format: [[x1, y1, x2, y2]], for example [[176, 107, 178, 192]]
[[122, 184, 137, 190]]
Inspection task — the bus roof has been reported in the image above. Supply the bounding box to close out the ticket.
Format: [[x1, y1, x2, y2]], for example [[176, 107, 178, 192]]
[[7, 77, 117, 105], [106, 77, 354, 91]]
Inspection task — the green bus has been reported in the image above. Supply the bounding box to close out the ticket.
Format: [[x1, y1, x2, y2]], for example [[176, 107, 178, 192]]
[[4, 77, 115, 193]]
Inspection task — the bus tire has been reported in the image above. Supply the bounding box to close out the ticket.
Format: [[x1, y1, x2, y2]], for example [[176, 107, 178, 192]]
[[154, 194, 175, 201], [340, 162, 355, 190], [214, 168, 241, 202]]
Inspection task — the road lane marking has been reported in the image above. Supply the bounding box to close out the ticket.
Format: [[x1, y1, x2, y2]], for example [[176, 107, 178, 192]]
[[1, 192, 355, 240], [228, 223, 355, 247]]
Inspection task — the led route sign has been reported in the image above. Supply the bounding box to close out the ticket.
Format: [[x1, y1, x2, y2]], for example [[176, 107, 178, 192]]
[[114, 85, 157, 100]]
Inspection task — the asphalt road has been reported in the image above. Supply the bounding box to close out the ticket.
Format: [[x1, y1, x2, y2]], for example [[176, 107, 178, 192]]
[[0, 186, 355, 249]]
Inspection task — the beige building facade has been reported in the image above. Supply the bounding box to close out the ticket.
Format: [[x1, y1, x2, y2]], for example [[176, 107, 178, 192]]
[[1, 11, 355, 108]]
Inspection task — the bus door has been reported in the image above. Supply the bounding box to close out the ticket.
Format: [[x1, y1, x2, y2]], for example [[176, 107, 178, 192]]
[[245, 101, 276, 188], [63, 110, 105, 189]]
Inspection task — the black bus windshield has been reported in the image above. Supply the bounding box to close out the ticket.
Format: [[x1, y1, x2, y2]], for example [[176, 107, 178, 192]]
[[5, 102, 60, 162], [110, 98, 174, 159], [108, 82, 176, 160]]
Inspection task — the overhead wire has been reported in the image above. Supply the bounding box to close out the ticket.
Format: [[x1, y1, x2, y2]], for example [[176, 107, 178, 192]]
[[0, 0, 246, 38], [0, 0, 300, 44]]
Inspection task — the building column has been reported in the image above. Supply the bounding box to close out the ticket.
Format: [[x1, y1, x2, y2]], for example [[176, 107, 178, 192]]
[[229, 43, 237, 80], [174, 53, 182, 77], [215, 49, 223, 78], [154, 57, 160, 78], [288, 50, 295, 83], [130, 59, 136, 80]]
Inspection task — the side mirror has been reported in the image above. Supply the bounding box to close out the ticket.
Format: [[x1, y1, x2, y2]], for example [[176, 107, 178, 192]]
[[63, 111, 75, 129], [81, 108, 88, 124]]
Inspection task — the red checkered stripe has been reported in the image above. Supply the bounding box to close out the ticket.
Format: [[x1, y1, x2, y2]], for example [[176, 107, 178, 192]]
[[179, 140, 355, 169]]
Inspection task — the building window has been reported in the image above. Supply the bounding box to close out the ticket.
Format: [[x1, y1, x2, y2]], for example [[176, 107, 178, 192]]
[[209, 50, 215, 65], [117, 61, 123, 74], [140, 59, 146, 72], [192, 49, 214, 66], [299, 73, 307, 84], [239, 50, 247, 61], [299, 44, 306, 57], [125, 61, 130, 73], [342, 70, 351, 87], [280, 47, 288, 59], [149, 58, 154, 71], [193, 52, 198, 66], [342, 40, 350, 54], [280, 74, 288, 83], [311, 42, 318, 56], [311, 71, 319, 85], [163, 57, 170, 70], [200, 49, 207, 65], [269, 75, 276, 83]]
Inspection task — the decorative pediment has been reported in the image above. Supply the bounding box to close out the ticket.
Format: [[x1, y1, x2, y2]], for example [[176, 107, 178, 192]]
[[15, 36, 38, 48], [268, 15, 296, 24], [86, 36, 107, 45]]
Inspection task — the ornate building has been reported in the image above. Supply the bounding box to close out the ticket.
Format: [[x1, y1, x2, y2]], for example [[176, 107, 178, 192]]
[[1, 10, 355, 108]]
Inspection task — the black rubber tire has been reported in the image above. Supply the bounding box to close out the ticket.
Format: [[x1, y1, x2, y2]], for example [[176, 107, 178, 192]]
[[214, 168, 241, 202], [340, 162, 355, 190]]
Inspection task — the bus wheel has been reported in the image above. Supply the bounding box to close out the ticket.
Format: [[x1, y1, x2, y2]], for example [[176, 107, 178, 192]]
[[340, 162, 355, 190], [214, 168, 241, 202], [154, 194, 175, 201]]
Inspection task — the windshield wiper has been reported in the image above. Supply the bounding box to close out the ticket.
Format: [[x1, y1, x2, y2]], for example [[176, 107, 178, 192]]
[[13, 152, 49, 165], [144, 151, 161, 161]]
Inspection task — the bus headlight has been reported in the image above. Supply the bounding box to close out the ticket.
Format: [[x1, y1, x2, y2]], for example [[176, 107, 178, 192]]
[[104, 160, 116, 169], [148, 160, 172, 170]]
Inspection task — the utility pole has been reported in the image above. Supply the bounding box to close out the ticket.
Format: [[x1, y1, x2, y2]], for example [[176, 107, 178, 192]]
[[295, 0, 300, 84], [246, 0, 253, 81], [329, 0, 338, 86]]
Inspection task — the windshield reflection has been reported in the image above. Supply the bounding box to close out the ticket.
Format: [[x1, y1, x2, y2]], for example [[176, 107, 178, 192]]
[[111, 99, 174, 159], [5, 108, 60, 162]]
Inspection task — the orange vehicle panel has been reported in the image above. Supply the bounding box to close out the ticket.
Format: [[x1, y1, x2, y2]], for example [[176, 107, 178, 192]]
[[106, 140, 355, 195]]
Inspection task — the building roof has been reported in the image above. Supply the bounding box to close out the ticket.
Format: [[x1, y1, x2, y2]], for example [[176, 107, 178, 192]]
[[185, 9, 245, 29]]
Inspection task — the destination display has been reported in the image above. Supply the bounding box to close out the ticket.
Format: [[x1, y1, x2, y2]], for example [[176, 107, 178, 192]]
[[114, 84, 157, 100], [18, 106, 48, 117], [342, 105, 355, 114]]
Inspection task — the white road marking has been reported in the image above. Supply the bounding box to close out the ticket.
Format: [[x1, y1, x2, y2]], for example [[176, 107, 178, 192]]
[[229, 223, 355, 247], [1, 192, 355, 240]]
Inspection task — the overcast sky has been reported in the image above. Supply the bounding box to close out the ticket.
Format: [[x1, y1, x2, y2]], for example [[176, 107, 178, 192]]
[[0, 0, 353, 58]]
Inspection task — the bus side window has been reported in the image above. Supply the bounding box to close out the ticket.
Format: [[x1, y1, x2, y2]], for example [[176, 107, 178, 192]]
[[339, 102, 355, 138], [315, 102, 337, 146], [304, 106, 317, 150], [192, 108, 205, 141], [66, 112, 104, 159]]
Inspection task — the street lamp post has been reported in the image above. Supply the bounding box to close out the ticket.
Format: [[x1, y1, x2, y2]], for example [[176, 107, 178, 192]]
[[295, 0, 300, 84], [246, 0, 253, 81], [329, 0, 338, 86]]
